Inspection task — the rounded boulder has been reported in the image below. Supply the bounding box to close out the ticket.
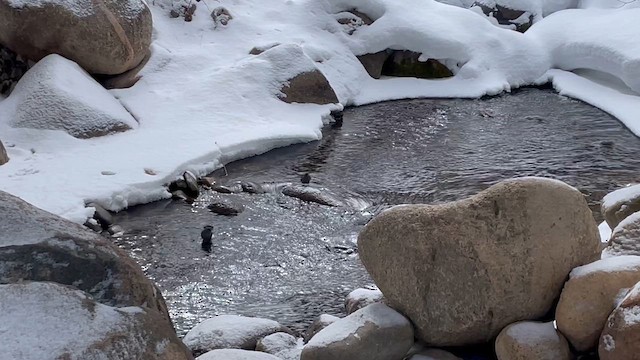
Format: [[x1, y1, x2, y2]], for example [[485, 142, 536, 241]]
[[358, 177, 600, 346]]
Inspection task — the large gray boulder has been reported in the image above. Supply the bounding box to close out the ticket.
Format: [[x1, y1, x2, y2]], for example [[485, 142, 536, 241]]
[[358, 177, 601, 346], [0, 0, 152, 75], [0, 282, 191, 360], [0, 190, 192, 359], [301, 303, 414, 360], [0, 54, 137, 138]]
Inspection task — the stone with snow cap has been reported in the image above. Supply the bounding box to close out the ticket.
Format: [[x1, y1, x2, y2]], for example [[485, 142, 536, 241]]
[[0, 190, 173, 322], [345, 286, 384, 314], [183, 315, 291, 355], [256, 332, 302, 360], [409, 348, 461, 360], [300, 303, 414, 360], [0, 55, 137, 138], [0, 282, 192, 360], [196, 349, 281, 360], [599, 281, 640, 360], [556, 255, 640, 351], [603, 211, 640, 257], [0, 0, 152, 75], [358, 177, 600, 346], [602, 184, 640, 230], [303, 314, 340, 343], [495, 321, 571, 360]]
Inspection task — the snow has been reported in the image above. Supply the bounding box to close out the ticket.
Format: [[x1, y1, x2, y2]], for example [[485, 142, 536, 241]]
[[197, 349, 282, 360], [182, 315, 284, 352], [570, 255, 640, 279], [475, 0, 578, 19], [0, 0, 640, 222], [306, 303, 409, 348], [7, 0, 146, 18], [600, 221, 613, 243], [0, 282, 141, 360]]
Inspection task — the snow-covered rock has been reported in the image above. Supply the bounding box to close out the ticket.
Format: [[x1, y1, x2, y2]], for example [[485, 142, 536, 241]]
[[197, 349, 282, 360], [301, 303, 414, 360], [0, 190, 170, 315], [0, 54, 138, 138], [345, 287, 384, 314], [256, 332, 303, 360], [303, 314, 340, 343], [603, 212, 640, 258], [495, 321, 572, 360], [183, 315, 290, 355], [0, 0, 152, 75], [0, 282, 191, 360], [556, 256, 640, 351], [599, 281, 640, 360], [358, 177, 600, 346], [601, 184, 640, 229], [528, 9, 640, 95]]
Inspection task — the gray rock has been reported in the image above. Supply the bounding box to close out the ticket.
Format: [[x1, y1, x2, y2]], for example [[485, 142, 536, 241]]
[[256, 332, 302, 360], [358, 177, 601, 346], [357, 51, 391, 79], [87, 202, 113, 229], [207, 200, 243, 216], [495, 321, 572, 360], [241, 181, 265, 194], [0, 191, 171, 317], [0, 0, 152, 75], [345, 287, 384, 314], [279, 70, 339, 105], [301, 303, 414, 360], [382, 51, 453, 79], [0, 139, 8, 165], [197, 349, 281, 360], [303, 314, 340, 343], [602, 184, 640, 229], [183, 170, 200, 198], [183, 315, 290, 355], [604, 212, 640, 257], [0, 282, 192, 360], [409, 348, 462, 360], [0, 44, 28, 95], [212, 184, 237, 194], [282, 185, 342, 206]]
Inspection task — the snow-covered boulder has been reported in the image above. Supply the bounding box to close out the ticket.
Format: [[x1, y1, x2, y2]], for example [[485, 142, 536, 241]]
[[495, 321, 572, 360], [601, 184, 640, 230], [303, 314, 340, 343], [183, 315, 291, 355], [345, 287, 384, 314], [0, 54, 138, 138], [0, 0, 151, 75], [0, 190, 172, 320], [599, 281, 640, 360], [603, 212, 640, 258], [256, 332, 302, 360], [555, 256, 640, 351], [0, 139, 7, 165], [528, 9, 640, 95], [300, 303, 414, 360], [0, 282, 192, 360], [358, 177, 600, 346], [197, 349, 281, 360], [258, 44, 338, 105]]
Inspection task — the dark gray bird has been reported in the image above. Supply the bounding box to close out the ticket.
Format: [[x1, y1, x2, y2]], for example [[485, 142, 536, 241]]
[[201, 225, 213, 252], [301, 173, 311, 184]]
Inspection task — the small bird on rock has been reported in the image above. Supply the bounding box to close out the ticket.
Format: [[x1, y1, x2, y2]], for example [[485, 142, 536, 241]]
[[201, 225, 213, 252], [301, 173, 311, 184]]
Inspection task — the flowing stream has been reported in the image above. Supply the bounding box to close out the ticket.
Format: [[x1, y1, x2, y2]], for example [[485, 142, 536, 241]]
[[113, 88, 640, 336]]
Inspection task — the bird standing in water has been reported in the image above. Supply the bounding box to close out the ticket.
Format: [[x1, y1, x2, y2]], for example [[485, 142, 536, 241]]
[[201, 225, 213, 252], [301, 173, 311, 184]]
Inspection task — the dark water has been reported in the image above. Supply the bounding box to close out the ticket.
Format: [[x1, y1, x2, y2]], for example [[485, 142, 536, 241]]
[[113, 88, 640, 336]]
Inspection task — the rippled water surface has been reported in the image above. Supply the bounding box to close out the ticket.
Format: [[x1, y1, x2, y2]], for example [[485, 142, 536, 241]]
[[114, 88, 640, 336]]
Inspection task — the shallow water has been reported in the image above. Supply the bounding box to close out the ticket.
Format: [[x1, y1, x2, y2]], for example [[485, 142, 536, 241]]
[[113, 88, 640, 336]]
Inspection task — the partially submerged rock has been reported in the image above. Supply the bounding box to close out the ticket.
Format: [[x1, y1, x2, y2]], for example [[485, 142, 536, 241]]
[[183, 315, 290, 355], [358, 177, 600, 346], [282, 185, 342, 206], [301, 303, 414, 360], [0, 0, 152, 75], [556, 255, 640, 351], [0, 55, 137, 138], [495, 321, 572, 360], [0, 282, 192, 360], [207, 199, 244, 216]]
